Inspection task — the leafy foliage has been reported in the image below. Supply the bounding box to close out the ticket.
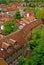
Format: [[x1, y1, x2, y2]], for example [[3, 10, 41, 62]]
[[17, 57, 26, 65], [0, 0, 12, 5], [34, 7, 44, 19], [0, 0, 7, 4], [16, 26, 44, 65], [14, 10, 22, 20], [24, 0, 29, 3], [2, 20, 17, 35], [28, 38, 44, 65], [29, 0, 44, 2], [28, 28, 44, 50], [27, 27, 44, 65], [24, 7, 33, 11]]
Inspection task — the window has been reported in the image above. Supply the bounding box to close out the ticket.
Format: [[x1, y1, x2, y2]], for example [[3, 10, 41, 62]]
[[7, 47, 12, 53], [14, 43, 17, 48], [12, 53, 15, 60], [13, 52, 17, 58], [10, 39, 17, 48], [9, 56, 11, 62], [6, 57, 9, 64]]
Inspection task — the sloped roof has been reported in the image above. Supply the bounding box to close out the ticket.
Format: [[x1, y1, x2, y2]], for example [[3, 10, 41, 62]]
[[21, 16, 35, 24], [0, 18, 42, 60], [20, 19, 42, 37], [0, 31, 27, 59], [24, 10, 34, 16]]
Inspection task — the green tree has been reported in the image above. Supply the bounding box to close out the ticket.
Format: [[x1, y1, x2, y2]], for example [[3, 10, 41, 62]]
[[0, 0, 7, 4], [24, 0, 29, 3], [15, 26, 44, 65], [28, 39, 44, 65], [14, 10, 22, 20], [0, 0, 14, 5], [28, 27, 44, 65], [17, 57, 26, 65], [15, 0, 22, 2], [27, 29, 42, 50], [24, 7, 33, 11], [2, 20, 17, 35]]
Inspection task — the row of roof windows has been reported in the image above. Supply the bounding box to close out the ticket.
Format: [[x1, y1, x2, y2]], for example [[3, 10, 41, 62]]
[[0, 39, 17, 54], [4, 45, 24, 64], [0, 18, 42, 60]]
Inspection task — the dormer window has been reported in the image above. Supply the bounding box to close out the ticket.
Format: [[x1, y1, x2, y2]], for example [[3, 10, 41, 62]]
[[7, 46, 12, 53], [2, 42, 12, 53], [14, 43, 17, 48], [9, 39, 17, 48], [10, 39, 16, 45], [2, 42, 10, 50]]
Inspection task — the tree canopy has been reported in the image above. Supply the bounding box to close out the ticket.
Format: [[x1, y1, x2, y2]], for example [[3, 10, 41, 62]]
[[2, 20, 18, 35], [14, 10, 22, 20], [17, 57, 26, 65], [17, 25, 44, 65], [28, 38, 44, 65], [27, 26, 44, 65]]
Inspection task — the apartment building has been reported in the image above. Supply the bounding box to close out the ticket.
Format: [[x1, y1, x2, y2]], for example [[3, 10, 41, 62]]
[[0, 31, 27, 65], [0, 3, 43, 65], [20, 19, 42, 40], [0, 18, 42, 65]]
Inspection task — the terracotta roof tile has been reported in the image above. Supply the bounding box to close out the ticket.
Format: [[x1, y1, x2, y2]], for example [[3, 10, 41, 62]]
[[21, 16, 35, 24], [0, 31, 27, 59], [20, 19, 42, 37], [24, 10, 34, 15], [0, 18, 42, 60], [2, 42, 10, 50]]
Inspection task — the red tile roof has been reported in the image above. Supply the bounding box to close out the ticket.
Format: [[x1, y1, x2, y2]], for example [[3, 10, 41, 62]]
[[21, 18, 29, 24], [20, 19, 42, 38], [16, 20, 21, 26], [26, 16, 35, 21], [24, 10, 34, 17], [0, 31, 27, 59], [0, 4, 7, 8], [21, 16, 35, 24]]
